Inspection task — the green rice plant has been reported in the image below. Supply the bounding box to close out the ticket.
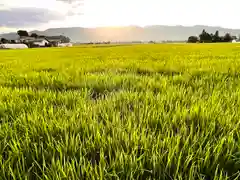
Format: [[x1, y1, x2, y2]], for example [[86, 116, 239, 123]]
[[0, 43, 240, 179]]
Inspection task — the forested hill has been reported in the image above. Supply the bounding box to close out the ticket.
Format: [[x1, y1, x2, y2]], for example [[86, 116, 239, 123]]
[[1, 25, 240, 42]]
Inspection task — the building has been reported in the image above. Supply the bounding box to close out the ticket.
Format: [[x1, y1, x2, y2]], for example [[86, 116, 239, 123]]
[[30, 39, 50, 47], [45, 37, 62, 47], [0, 32, 71, 48]]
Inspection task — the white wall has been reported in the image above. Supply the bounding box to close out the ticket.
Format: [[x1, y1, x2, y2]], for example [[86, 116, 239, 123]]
[[0, 44, 28, 49]]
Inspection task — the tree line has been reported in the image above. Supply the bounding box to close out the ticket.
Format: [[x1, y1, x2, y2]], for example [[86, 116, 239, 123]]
[[188, 29, 237, 43]]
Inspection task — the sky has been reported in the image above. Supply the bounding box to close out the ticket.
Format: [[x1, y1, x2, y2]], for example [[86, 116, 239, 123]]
[[0, 0, 239, 33]]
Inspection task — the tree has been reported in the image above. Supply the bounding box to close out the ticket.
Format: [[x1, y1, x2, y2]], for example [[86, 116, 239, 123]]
[[188, 29, 237, 43], [17, 30, 29, 37], [232, 36, 237, 40], [210, 33, 214, 41], [212, 30, 220, 42], [30, 33, 38, 38], [187, 36, 198, 43], [199, 29, 212, 43], [1, 38, 9, 44], [60, 35, 70, 43], [38, 35, 46, 38], [148, 41, 156, 44], [223, 33, 233, 42], [199, 29, 206, 42]]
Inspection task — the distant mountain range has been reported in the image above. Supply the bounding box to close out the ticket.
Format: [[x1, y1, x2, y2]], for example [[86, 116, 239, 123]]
[[1, 25, 240, 43]]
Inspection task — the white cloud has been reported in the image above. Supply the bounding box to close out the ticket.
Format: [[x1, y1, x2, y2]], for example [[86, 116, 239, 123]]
[[1, 0, 240, 33]]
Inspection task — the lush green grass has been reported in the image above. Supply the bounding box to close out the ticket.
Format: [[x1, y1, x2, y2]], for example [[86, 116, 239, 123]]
[[1, 44, 240, 179]]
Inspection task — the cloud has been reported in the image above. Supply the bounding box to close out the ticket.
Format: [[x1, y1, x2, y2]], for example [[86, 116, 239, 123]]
[[57, 0, 84, 16], [57, 0, 83, 4], [0, 7, 64, 28], [66, 10, 83, 16]]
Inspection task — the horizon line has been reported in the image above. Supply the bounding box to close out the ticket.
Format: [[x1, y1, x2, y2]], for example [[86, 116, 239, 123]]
[[1, 24, 240, 35]]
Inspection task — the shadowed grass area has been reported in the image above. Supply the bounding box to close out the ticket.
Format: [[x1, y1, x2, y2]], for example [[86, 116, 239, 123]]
[[0, 44, 240, 179]]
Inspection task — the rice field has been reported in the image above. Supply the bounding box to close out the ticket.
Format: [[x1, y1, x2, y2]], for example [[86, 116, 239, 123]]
[[0, 44, 240, 179]]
